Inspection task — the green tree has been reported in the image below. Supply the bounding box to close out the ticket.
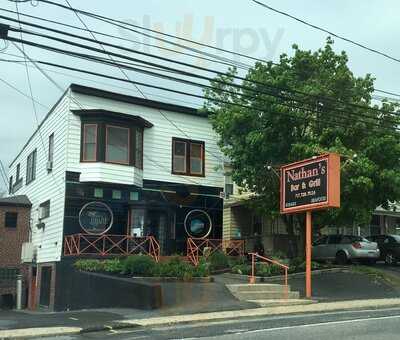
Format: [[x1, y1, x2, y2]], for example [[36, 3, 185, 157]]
[[204, 38, 400, 255]]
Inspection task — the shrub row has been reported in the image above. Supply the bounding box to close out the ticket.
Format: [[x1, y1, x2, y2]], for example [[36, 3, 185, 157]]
[[74, 255, 210, 279]]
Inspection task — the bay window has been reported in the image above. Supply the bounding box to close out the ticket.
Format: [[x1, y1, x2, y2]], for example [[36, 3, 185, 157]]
[[81, 122, 144, 168]]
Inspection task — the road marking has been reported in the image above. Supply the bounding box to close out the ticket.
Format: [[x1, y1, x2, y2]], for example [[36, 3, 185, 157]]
[[237, 314, 400, 335], [224, 329, 250, 334], [68, 317, 78, 321]]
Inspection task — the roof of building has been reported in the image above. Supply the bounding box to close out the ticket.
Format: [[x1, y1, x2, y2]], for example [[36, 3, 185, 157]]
[[70, 84, 205, 117], [0, 195, 32, 207]]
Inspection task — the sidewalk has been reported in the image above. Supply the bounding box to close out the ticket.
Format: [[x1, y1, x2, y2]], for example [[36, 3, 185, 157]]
[[2, 298, 400, 339]]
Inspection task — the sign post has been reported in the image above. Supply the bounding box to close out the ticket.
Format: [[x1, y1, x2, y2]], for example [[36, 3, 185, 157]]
[[280, 153, 340, 299]]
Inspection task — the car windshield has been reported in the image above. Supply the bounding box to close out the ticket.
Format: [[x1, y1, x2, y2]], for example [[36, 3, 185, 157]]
[[391, 235, 400, 243]]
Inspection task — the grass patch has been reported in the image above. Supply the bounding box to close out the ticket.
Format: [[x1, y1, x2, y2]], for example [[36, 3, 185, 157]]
[[350, 265, 400, 288]]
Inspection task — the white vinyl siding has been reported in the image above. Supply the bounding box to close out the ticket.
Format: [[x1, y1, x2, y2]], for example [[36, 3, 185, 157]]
[[7, 94, 69, 264], [66, 92, 224, 188]]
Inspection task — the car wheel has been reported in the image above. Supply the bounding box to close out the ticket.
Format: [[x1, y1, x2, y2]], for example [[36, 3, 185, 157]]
[[336, 251, 348, 265], [385, 253, 397, 266]]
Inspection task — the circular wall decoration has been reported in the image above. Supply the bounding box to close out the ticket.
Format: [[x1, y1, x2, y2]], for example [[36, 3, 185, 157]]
[[79, 201, 114, 235], [184, 209, 212, 239]]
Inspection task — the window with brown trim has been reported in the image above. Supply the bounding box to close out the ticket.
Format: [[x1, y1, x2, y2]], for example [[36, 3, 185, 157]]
[[82, 124, 97, 161], [105, 125, 130, 164], [172, 138, 205, 176], [81, 120, 144, 168]]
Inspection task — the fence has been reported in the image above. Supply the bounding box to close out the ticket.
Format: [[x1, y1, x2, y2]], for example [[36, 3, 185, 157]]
[[64, 234, 160, 262]]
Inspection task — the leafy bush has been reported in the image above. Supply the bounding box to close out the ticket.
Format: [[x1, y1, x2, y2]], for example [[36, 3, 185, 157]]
[[122, 255, 157, 276], [228, 256, 247, 268], [192, 259, 210, 277], [208, 251, 230, 271], [154, 257, 195, 279], [231, 264, 251, 275], [74, 259, 104, 272], [103, 258, 124, 273]]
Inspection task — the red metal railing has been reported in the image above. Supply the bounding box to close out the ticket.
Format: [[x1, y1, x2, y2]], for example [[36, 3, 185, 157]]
[[249, 252, 289, 299], [64, 234, 160, 262], [187, 238, 245, 266]]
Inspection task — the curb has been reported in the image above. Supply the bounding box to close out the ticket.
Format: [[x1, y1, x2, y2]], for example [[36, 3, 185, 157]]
[[2, 298, 400, 338], [120, 298, 400, 328]]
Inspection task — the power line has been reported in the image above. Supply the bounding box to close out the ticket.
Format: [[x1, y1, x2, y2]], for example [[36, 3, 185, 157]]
[[0, 55, 204, 108], [3, 14, 399, 125], [252, 0, 400, 65], [31, 0, 261, 66], [5, 51, 397, 135], [0, 76, 50, 109], [5, 27, 399, 131], [0, 160, 9, 188], [3, 10, 399, 133], [0, 7, 247, 71]]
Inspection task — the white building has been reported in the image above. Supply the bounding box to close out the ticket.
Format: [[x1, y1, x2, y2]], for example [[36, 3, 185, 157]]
[[7, 84, 225, 310]]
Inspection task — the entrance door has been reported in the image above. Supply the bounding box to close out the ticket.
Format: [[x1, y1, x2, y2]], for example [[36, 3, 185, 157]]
[[39, 267, 52, 307], [147, 210, 169, 255]]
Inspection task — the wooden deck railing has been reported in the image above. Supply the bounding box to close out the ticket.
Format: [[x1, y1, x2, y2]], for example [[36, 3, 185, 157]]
[[187, 238, 245, 266], [64, 234, 160, 262]]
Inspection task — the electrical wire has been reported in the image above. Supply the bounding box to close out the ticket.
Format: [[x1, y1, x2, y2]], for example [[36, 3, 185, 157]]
[[0, 7, 246, 71], [2, 14, 399, 124], [5, 30, 399, 133], [5, 50, 397, 136], [252, 0, 400, 65]]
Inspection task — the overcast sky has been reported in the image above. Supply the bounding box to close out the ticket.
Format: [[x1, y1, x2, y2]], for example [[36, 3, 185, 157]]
[[1, 0, 400, 191]]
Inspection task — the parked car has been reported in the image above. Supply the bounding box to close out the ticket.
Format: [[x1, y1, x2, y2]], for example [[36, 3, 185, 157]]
[[367, 235, 400, 265], [312, 235, 380, 265]]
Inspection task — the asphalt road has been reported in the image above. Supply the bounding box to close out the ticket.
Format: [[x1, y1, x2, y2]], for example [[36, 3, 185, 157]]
[[45, 307, 400, 340]]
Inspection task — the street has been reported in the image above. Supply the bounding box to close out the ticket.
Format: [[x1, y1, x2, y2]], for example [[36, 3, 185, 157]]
[[45, 307, 400, 339]]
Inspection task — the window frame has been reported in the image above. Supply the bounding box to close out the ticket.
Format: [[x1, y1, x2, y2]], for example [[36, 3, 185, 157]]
[[80, 120, 143, 168], [82, 124, 98, 162], [48, 133, 54, 163], [4, 212, 18, 229], [26, 149, 37, 185], [39, 200, 50, 220], [16, 163, 21, 182], [171, 138, 205, 177], [105, 124, 131, 165], [172, 139, 187, 174]]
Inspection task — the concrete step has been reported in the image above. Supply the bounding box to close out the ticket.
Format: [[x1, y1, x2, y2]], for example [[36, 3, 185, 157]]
[[248, 299, 317, 307], [227, 284, 291, 293], [234, 290, 300, 300]]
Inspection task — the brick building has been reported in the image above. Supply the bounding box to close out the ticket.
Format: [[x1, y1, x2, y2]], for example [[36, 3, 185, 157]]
[[0, 195, 31, 308]]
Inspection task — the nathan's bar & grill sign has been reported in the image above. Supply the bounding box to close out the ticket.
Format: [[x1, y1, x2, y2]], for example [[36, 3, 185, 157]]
[[280, 153, 341, 299], [280, 153, 340, 214]]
